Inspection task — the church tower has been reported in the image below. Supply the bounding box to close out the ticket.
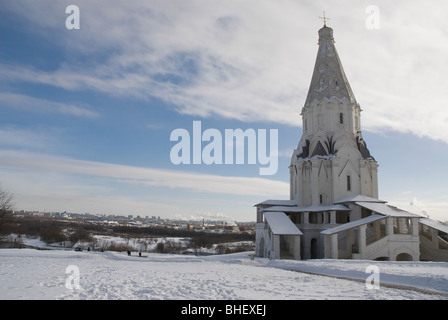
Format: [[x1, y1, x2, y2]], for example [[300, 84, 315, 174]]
[[290, 24, 379, 206], [256, 20, 447, 262]]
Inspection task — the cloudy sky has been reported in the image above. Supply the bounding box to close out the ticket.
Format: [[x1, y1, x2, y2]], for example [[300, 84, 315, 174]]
[[1, 0, 447, 222]]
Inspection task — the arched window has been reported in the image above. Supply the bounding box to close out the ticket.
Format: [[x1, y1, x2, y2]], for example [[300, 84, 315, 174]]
[[339, 112, 344, 124]]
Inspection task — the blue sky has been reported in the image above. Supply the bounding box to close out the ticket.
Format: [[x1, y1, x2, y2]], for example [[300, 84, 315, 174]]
[[1, 0, 447, 222]]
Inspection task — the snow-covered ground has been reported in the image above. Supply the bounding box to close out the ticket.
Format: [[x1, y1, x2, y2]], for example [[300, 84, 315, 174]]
[[0, 248, 447, 300]]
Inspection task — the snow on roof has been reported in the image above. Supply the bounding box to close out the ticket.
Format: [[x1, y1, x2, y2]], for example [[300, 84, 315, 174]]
[[264, 212, 303, 235], [419, 218, 448, 234], [355, 202, 420, 218], [262, 204, 349, 212], [334, 194, 387, 204], [321, 214, 385, 235], [255, 199, 298, 207]]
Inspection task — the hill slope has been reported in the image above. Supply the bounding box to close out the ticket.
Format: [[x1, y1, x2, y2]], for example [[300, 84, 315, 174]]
[[0, 248, 447, 300]]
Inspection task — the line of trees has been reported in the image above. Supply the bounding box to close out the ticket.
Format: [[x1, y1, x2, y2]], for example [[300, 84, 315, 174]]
[[0, 185, 14, 236], [7, 216, 254, 249]]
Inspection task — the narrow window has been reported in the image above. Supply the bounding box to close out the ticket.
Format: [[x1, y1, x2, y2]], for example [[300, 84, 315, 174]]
[[347, 175, 351, 191], [320, 194, 323, 204], [339, 112, 344, 124]]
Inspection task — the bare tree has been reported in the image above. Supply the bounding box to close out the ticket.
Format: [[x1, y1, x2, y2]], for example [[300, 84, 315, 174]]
[[0, 185, 14, 235]]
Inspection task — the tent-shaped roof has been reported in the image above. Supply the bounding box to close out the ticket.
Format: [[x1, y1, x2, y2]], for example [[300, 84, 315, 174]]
[[304, 26, 357, 108]]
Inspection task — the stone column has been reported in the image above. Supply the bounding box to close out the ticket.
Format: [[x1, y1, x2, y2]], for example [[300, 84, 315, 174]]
[[296, 162, 303, 205], [330, 234, 338, 259], [397, 218, 407, 234], [386, 217, 394, 235], [303, 211, 309, 225], [273, 235, 280, 259], [358, 224, 367, 259], [371, 162, 379, 199], [322, 211, 328, 224], [411, 218, 419, 237], [331, 158, 340, 201], [348, 228, 355, 253], [359, 160, 367, 195], [330, 210, 336, 224], [310, 159, 320, 206], [256, 207, 263, 223], [294, 236, 301, 260], [289, 165, 293, 200], [324, 235, 330, 258]]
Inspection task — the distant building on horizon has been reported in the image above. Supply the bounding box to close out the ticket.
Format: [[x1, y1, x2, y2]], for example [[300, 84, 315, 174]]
[[255, 23, 448, 262]]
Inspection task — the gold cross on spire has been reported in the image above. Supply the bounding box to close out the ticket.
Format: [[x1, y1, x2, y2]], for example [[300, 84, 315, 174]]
[[319, 11, 330, 27]]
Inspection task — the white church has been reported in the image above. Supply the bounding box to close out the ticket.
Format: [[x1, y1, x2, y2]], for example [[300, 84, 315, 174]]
[[255, 22, 448, 262]]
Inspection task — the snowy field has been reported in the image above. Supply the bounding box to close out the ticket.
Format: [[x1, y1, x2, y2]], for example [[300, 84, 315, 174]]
[[0, 248, 447, 301]]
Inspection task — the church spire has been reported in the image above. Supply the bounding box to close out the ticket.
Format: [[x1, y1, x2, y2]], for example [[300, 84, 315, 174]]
[[304, 23, 357, 108]]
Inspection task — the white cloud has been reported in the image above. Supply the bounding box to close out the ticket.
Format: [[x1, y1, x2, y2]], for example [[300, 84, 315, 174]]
[[1, 0, 311, 125], [2, 0, 448, 142], [0, 150, 289, 197], [0, 126, 55, 150], [0, 92, 99, 118], [278, 149, 294, 158], [410, 198, 430, 218], [0, 149, 287, 219], [385, 195, 448, 222]]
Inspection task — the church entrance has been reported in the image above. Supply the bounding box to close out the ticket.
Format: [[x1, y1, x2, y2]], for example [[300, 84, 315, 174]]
[[280, 235, 295, 259], [310, 238, 318, 259]]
